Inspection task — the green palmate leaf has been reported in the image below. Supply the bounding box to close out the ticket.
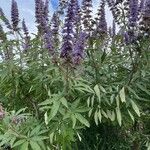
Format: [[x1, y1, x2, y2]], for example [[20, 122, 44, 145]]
[[38, 141, 47, 150], [99, 85, 106, 93], [136, 83, 150, 95], [131, 100, 140, 117], [111, 110, 115, 121], [91, 95, 95, 107], [110, 94, 115, 104], [127, 110, 135, 122], [98, 110, 102, 123], [20, 141, 29, 150], [49, 101, 60, 120], [38, 99, 51, 106], [75, 113, 90, 127], [49, 132, 54, 144], [30, 125, 41, 137], [87, 97, 90, 107], [77, 132, 82, 141], [119, 87, 126, 103], [71, 114, 76, 128], [116, 107, 122, 126], [116, 95, 120, 107], [10, 137, 16, 147], [94, 110, 98, 125], [61, 97, 68, 108], [94, 85, 101, 103], [107, 110, 115, 121], [101, 110, 108, 119], [44, 112, 48, 125], [30, 141, 41, 150], [88, 108, 93, 117], [13, 139, 26, 148], [31, 136, 49, 141], [127, 86, 140, 99], [15, 107, 27, 115]]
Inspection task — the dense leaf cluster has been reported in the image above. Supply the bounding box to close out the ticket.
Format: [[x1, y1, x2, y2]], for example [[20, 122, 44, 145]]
[[0, 0, 150, 149]]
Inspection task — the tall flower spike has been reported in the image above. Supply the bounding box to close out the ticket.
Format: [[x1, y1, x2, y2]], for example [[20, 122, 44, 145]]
[[22, 19, 30, 52], [44, 27, 54, 55], [51, 12, 60, 35], [51, 12, 60, 47], [60, 0, 76, 62], [129, 0, 139, 27], [11, 0, 19, 31], [22, 19, 29, 36], [35, 0, 44, 24], [96, 0, 107, 37], [44, 0, 49, 22], [73, 32, 87, 65], [35, 0, 47, 33], [142, 0, 150, 34], [138, 0, 145, 13], [81, 0, 93, 35], [74, 0, 82, 39], [0, 8, 12, 29]]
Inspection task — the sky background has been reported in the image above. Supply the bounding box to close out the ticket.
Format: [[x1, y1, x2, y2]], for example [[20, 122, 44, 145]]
[[0, 0, 113, 33]]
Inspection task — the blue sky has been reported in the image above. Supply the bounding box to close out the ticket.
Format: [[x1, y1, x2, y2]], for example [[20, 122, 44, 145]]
[[0, 0, 113, 33]]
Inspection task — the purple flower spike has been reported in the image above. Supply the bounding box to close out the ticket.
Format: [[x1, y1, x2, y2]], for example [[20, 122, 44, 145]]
[[96, 0, 107, 36], [11, 0, 19, 31], [143, 0, 150, 21], [129, 0, 139, 27], [138, 0, 145, 13], [74, 0, 82, 38], [35, 0, 43, 24], [44, 27, 54, 55], [81, 0, 93, 34], [60, 0, 76, 62], [51, 12, 60, 36], [22, 19, 29, 36], [141, 0, 150, 34], [73, 32, 87, 65], [44, 0, 49, 22], [51, 12, 60, 48], [22, 19, 30, 52]]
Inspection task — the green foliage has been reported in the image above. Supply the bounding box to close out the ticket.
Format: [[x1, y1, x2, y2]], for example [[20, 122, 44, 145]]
[[0, 1, 150, 150]]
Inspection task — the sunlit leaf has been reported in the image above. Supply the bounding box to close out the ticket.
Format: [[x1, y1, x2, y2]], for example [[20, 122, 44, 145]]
[[75, 113, 90, 127], [119, 87, 126, 103], [127, 110, 135, 122], [20, 141, 29, 150], [94, 85, 101, 103], [71, 114, 76, 128], [13, 139, 26, 148], [98, 110, 102, 123], [94, 110, 98, 125], [49, 101, 60, 120], [61, 97, 68, 108], [131, 100, 140, 117], [30, 141, 41, 150], [116, 107, 122, 126], [44, 112, 48, 125]]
